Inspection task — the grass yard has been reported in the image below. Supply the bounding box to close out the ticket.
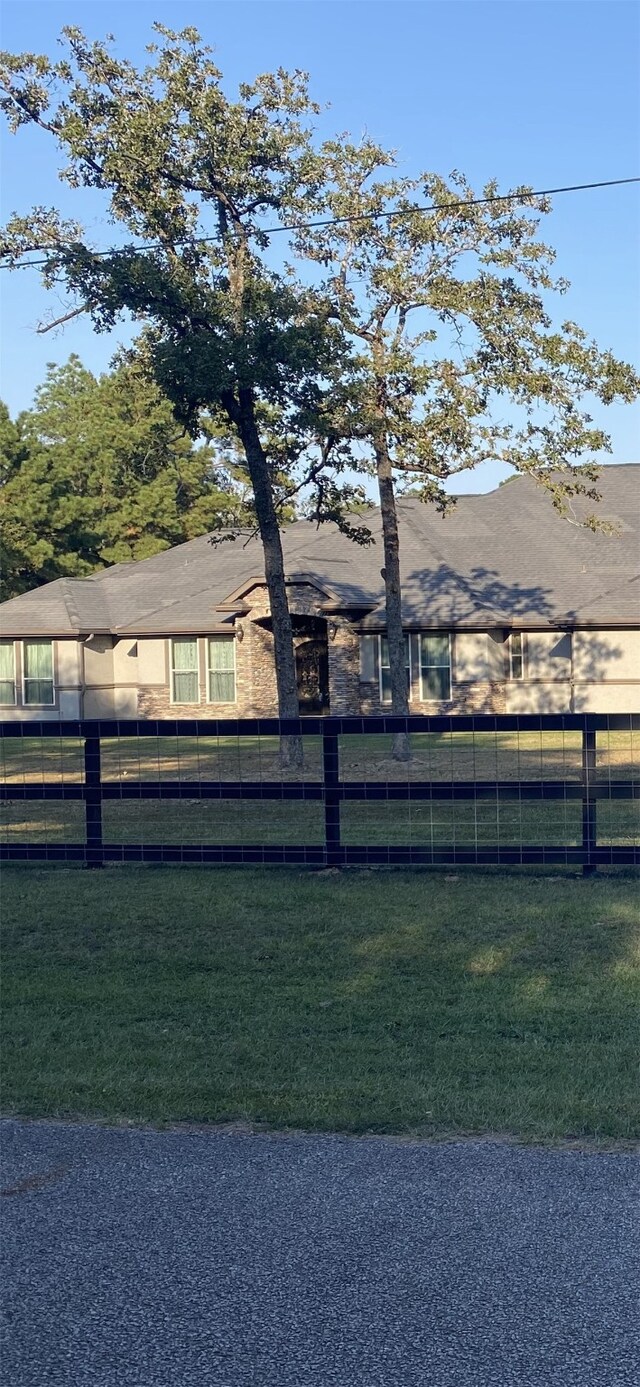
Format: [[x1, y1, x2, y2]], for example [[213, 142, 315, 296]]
[[1, 866, 639, 1144]]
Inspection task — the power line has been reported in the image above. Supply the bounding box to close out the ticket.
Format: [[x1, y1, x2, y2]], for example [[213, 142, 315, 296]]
[[2, 176, 638, 270]]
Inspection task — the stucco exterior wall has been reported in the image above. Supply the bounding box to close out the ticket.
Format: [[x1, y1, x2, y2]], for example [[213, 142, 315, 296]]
[[504, 683, 572, 713], [82, 636, 138, 719], [455, 633, 492, 682], [57, 640, 82, 688], [113, 638, 139, 683], [83, 637, 114, 687], [1, 620, 637, 721], [574, 683, 640, 713], [137, 639, 166, 687], [573, 629, 640, 684], [526, 632, 572, 680]]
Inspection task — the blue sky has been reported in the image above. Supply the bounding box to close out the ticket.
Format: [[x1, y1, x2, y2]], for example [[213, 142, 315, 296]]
[[1, 0, 638, 493]]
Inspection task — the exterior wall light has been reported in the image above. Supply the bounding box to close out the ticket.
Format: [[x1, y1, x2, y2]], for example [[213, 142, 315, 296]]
[[236, 623, 245, 642], [328, 622, 338, 641]]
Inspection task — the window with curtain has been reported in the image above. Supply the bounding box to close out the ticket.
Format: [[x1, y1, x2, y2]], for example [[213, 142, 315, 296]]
[[207, 637, 236, 703], [379, 635, 411, 705], [509, 632, 525, 679], [23, 640, 54, 705], [0, 641, 16, 705], [170, 638, 199, 703], [420, 634, 451, 701]]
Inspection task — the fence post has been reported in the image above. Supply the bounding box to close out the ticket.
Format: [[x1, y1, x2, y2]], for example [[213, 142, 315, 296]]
[[84, 733, 104, 869], [581, 722, 597, 876], [322, 723, 341, 867]]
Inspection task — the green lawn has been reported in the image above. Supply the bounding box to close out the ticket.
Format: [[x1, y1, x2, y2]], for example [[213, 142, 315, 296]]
[[1, 866, 639, 1143]]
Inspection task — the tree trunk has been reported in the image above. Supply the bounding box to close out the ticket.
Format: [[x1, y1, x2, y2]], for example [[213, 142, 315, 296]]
[[235, 388, 303, 769], [374, 434, 411, 762]]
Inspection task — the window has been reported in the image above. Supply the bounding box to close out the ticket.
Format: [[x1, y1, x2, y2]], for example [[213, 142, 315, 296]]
[[420, 633, 452, 701], [509, 632, 525, 680], [170, 638, 199, 704], [207, 637, 236, 703], [379, 635, 411, 705], [0, 641, 16, 705], [23, 640, 54, 705], [360, 633, 378, 684]]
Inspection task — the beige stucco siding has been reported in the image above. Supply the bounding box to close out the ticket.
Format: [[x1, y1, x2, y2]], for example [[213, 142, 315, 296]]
[[83, 685, 138, 717], [574, 684, 640, 712], [83, 637, 141, 717], [137, 638, 167, 686], [57, 640, 82, 687], [526, 632, 572, 680], [113, 638, 139, 683], [57, 640, 82, 717], [573, 629, 640, 684], [454, 633, 492, 682], [83, 637, 114, 686], [504, 683, 572, 713]]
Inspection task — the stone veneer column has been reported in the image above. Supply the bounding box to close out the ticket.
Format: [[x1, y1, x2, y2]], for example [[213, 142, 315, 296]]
[[327, 620, 361, 714]]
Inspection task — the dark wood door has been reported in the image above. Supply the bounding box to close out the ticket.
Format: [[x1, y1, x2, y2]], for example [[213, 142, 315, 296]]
[[295, 637, 330, 714]]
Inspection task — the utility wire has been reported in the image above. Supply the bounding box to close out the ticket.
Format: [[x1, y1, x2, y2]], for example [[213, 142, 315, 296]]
[[2, 176, 638, 270]]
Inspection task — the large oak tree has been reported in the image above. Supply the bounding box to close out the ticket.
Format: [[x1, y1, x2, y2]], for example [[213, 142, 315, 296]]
[[299, 145, 639, 755], [0, 24, 347, 761]]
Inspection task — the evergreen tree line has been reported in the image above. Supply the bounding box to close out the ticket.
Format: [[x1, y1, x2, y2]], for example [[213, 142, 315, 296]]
[[0, 355, 254, 602]]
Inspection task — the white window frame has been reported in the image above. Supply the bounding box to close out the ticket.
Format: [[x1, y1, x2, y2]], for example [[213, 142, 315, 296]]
[[169, 638, 201, 706], [22, 639, 55, 707], [206, 635, 237, 705], [509, 631, 525, 680], [378, 633, 412, 706], [419, 632, 453, 703], [0, 639, 17, 707]]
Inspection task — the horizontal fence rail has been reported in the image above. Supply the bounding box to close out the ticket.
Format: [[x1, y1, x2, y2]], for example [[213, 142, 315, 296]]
[[1, 714, 638, 871]]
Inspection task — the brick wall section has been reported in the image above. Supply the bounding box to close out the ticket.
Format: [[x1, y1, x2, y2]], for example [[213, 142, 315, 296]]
[[137, 684, 242, 719], [359, 679, 507, 715]]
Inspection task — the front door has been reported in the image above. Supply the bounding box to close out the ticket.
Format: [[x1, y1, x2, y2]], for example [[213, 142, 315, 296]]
[[295, 637, 330, 715]]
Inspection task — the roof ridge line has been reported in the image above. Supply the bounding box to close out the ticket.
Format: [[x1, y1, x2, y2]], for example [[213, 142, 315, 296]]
[[59, 579, 84, 631]]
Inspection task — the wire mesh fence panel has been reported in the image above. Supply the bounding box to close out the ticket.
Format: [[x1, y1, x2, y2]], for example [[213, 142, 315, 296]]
[[0, 731, 85, 847], [102, 797, 324, 846], [595, 727, 639, 783], [0, 734, 84, 784], [341, 799, 583, 849], [1, 714, 638, 866], [0, 800, 86, 845], [337, 729, 584, 783], [100, 732, 323, 783], [595, 800, 640, 847]]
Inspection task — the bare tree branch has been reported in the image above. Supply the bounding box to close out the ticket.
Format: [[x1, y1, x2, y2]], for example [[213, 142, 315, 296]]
[[36, 302, 92, 334]]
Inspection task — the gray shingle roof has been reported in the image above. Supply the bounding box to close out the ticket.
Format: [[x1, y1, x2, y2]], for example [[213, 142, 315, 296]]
[[1, 464, 638, 635]]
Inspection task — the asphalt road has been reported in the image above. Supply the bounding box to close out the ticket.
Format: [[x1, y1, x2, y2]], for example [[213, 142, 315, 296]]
[[1, 1119, 638, 1386]]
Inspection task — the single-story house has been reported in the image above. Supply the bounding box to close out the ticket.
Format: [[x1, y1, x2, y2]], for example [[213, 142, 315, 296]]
[[1, 465, 638, 720]]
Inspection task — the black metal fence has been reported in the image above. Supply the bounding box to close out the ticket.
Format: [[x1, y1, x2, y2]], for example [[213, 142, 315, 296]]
[[0, 713, 638, 871]]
